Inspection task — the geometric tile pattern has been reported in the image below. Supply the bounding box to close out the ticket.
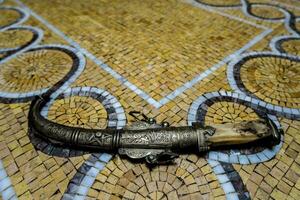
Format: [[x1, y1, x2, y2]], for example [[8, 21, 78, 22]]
[[277, 38, 300, 56], [0, 49, 73, 93], [48, 96, 108, 129], [0, 0, 300, 200], [230, 53, 300, 109], [89, 155, 223, 200], [0, 6, 28, 30], [0, 28, 34, 50], [0, 26, 43, 65], [16, 0, 269, 108], [250, 4, 285, 20]]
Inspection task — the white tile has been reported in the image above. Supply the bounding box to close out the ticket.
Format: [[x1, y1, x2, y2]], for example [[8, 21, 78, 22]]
[[221, 182, 235, 194]]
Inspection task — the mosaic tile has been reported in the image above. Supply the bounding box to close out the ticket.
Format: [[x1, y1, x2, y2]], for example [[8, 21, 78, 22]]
[[237, 54, 300, 108], [0, 0, 300, 199], [0, 7, 24, 29], [277, 37, 300, 56], [87, 155, 221, 199], [0, 48, 72, 93], [21, 0, 265, 101], [0, 28, 34, 50], [249, 3, 286, 21]]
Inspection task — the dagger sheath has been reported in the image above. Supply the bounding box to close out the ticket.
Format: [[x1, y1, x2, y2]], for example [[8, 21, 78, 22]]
[[30, 97, 212, 151]]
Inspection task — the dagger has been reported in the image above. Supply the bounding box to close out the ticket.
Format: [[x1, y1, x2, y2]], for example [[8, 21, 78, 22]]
[[29, 97, 280, 165]]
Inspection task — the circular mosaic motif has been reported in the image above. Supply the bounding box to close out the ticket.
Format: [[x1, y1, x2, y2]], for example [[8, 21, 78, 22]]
[[0, 7, 23, 29], [249, 4, 285, 20], [195, 0, 241, 7], [0, 48, 73, 93], [205, 102, 259, 126], [0, 28, 36, 51], [48, 96, 108, 129], [91, 155, 222, 199], [239, 56, 300, 108], [278, 38, 300, 57]]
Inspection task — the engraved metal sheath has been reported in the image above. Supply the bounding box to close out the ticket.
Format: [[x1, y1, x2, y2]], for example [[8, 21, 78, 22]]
[[29, 97, 211, 154]]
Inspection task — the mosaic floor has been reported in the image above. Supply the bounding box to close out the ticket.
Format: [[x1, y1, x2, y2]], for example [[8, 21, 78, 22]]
[[0, 0, 300, 199]]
